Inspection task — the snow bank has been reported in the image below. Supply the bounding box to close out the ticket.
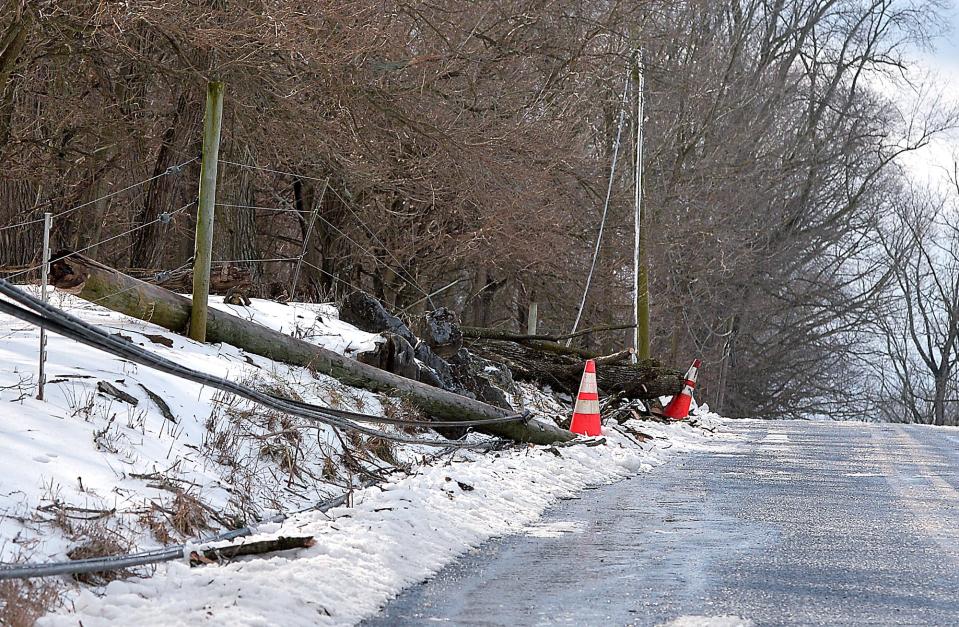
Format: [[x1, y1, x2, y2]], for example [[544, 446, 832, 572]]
[[0, 291, 389, 568], [40, 421, 725, 627]]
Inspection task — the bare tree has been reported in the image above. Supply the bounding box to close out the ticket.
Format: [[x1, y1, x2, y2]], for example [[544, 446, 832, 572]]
[[0, 0, 954, 423], [877, 175, 959, 425]]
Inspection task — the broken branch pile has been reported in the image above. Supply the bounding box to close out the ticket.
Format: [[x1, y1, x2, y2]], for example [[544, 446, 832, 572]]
[[340, 292, 683, 400]]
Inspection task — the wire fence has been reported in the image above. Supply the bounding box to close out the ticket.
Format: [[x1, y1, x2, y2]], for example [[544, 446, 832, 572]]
[[0, 159, 196, 235], [2, 201, 195, 284], [1, 159, 197, 287], [2, 157, 446, 318]]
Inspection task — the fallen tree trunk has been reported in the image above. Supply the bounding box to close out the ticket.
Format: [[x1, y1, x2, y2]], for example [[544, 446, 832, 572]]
[[463, 326, 595, 359], [49, 253, 574, 445], [190, 536, 315, 566], [469, 339, 682, 399], [595, 348, 636, 366], [461, 323, 637, 345]]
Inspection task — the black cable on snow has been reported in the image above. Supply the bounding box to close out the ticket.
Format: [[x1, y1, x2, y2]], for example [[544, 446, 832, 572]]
[[276, 395, 532, 429], [0, 493, 350, 581]]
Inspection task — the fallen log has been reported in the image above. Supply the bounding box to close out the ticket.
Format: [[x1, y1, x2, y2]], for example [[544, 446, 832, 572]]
[[96, 380, 139, 406], [462, 326, 595, 359], [49, 253, 573, 445], [461, 323, 637, 346], [595, 348, 636, 366], [468, 339, 682, 399], [138, 383, 178, 423], [190, 536, 315, 566]]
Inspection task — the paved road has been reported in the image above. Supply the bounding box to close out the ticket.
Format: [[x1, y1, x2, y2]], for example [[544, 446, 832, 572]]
[[366, 420, 959, 626]]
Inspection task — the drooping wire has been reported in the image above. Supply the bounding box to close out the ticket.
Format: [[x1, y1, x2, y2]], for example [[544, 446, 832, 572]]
[[0, 492, 351, 581], [566, 66, 631, 345]]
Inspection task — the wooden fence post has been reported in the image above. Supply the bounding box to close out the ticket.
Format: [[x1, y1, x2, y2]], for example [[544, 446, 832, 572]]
[[190, 81, 225, 342]]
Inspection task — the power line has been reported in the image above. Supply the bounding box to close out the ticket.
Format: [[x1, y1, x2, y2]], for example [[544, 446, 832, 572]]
[[0, 492, 350, 581]]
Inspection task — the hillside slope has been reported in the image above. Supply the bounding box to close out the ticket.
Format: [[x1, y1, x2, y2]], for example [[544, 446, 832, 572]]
[[0, 290, 728, 625]]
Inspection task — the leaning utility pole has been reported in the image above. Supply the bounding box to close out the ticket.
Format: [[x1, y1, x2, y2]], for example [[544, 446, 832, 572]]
[[632, 53, 650, 362], [190, 81, 225, 343]]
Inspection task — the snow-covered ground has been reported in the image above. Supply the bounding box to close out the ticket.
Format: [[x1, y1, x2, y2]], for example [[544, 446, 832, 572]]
[[0, 287, 733, 625]]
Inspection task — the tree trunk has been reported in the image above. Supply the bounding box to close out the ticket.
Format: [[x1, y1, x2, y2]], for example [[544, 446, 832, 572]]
[[223, 144, 259, 285], [129, 93, 202, 269], [49, 252, 574, 445], [934, 373, 948, 426], [0, 3, 32, 148], [0, 179, 39, 269], [471, 266, 502, 328]]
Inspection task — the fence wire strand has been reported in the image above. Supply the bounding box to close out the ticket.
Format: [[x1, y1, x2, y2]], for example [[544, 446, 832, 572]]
[[4, 201, 195, 283], [0, 158, 196, 234]]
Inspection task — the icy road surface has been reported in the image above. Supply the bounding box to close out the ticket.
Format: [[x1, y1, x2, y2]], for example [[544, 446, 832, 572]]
[[368, 420, 959, 626]]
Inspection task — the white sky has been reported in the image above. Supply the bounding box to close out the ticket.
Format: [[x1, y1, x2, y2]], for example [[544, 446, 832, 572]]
[[894, 1, 959, 191]]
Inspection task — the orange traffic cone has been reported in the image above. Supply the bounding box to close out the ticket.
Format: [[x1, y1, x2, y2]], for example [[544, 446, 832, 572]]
[[570, 359, 601, 436], [663, 359, 701, 420]]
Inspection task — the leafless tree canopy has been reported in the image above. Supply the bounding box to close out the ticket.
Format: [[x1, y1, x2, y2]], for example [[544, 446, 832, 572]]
[[1, 0, 954, 421]]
